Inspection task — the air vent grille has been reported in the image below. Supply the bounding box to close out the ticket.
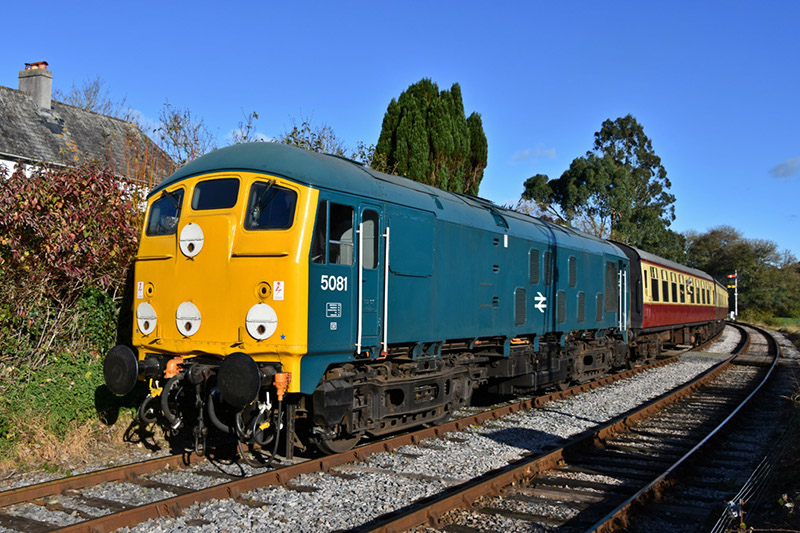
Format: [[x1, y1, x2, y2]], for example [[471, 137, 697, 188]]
[[515, 288, 526, 325], [557, 290, 566, 323]]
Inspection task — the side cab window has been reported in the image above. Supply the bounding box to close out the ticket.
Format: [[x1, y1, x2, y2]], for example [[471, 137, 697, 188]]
[[310, 200, 354, 266]]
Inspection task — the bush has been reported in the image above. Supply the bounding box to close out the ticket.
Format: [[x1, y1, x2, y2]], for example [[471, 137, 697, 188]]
[[0, 161, 142, 367], [0, 161, 144, 461]]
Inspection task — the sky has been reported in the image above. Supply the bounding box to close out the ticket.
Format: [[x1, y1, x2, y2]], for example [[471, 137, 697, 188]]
[[2, 1, 799, 258]]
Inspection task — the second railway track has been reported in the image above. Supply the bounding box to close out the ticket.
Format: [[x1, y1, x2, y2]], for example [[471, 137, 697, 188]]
[[391, 324, 788, 533]]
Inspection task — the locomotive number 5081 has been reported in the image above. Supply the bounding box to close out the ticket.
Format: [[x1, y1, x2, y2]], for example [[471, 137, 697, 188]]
[[321, 275, 348, 292]]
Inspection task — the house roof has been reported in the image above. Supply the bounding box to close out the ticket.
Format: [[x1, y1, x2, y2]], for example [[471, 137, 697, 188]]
[[0, 84, 175, 186]]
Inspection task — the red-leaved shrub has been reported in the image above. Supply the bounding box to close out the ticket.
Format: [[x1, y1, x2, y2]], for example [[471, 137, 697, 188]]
[[0, 161, 141, 299]]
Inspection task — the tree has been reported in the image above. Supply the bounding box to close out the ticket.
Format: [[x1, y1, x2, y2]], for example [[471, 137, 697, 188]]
[[54, 76, 133, 120], [276, 115, 378, 167], [685, 226, 800, 318], [278, 115, 349, 156], [374, 79, 488, 196], [155, 103, 216, 166], [231, 110, 263, 145], [523, 115, 682, 259]]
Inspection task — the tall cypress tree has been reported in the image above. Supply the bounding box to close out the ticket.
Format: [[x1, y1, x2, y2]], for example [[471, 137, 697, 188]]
[[374, 78, 487, 196]]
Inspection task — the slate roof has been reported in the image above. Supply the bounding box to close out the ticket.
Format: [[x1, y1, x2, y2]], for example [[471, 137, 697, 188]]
[[0, 84, 175, 186]]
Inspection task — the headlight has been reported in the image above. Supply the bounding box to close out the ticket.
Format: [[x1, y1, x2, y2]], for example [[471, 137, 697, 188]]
[[179, 223, 204, 258], [136, 302, 157, 335], [246, 303, 278, 340], [176, 301, 202, 336]]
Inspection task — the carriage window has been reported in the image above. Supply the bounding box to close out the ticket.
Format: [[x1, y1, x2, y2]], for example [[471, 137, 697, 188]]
[[192, 178, 240, 210], [245, 182, 297, 230], [652, 275, 660, 301], [680, 284, 685, 303], [362, 210, 379, 269], [329, 204, 354, 265], [662, 280, 669, 302], [671, 282, 678, 302], [311, 201, 328, 264], [146, 188, 184, 236]]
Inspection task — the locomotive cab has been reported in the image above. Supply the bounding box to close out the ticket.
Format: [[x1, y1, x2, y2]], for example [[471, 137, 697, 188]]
[[104, 168, 319, 455]]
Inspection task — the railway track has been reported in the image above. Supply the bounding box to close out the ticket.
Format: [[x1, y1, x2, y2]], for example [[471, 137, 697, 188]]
[[0, 328, 736, 532], [377, 324, 781, 533]]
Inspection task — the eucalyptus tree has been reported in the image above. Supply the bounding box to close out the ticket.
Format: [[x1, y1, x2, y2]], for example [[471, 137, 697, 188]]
[[523, 115, 683, 260]]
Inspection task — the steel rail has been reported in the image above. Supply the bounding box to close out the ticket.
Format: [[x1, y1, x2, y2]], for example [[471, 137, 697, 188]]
[[355, 324, 749, 532], [49, 337, 715, 532], [0, 326, 724, 531], [0, 452, 209, 509], [588, 324, 779, 533]]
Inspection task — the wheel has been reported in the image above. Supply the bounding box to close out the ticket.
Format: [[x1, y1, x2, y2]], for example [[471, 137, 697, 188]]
[[315, 429, 361, 454], [554, 380, 571, 391]]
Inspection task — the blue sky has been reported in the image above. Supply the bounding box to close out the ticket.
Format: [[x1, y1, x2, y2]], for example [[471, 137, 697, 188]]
[[2, 1, 799, 258]]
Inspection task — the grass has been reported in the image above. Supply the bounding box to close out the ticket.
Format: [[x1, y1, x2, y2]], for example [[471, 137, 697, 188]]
[[0, 350, 149, 474], [773, 316, 800, 329]]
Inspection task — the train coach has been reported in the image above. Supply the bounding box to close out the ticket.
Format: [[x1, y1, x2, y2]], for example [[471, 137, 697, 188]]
[[615, 243, 729, 357], [104, 142, 727, 458]]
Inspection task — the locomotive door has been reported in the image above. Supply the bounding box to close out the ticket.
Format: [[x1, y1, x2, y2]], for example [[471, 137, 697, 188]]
[[356, 205, 384, 355]]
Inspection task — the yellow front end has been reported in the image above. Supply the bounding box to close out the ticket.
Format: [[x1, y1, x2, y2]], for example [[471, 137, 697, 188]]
[[133, 171, 317, 394]]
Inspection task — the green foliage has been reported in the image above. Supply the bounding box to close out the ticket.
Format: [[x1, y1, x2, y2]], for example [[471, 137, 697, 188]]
[[0, 161, 143, 455], [0, 351, 105, 440], [522, 115, 682, 259], [685, 225, 800, 318], [374, 78, 488, 196], [278, 115, 349, 156], [75, 288, 119, 353], [276, 115, 378, 168]]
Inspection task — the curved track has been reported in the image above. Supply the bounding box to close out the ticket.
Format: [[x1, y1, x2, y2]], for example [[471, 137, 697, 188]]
[[0, 331, 731, 532], [368, 324, 778, 533]]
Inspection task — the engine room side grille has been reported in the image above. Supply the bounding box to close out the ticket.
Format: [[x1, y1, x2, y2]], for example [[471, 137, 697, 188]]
[[544, 251, 553, 285], [515, 288, 526, 325], [596, 293, 603, 321], [557, 290, 566, 323], [577, 291, 586, 323], [568, 256, 577, 287], [529, 249, 540, 284]]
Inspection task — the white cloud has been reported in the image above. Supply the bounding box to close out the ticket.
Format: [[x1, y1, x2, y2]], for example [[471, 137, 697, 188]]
[[770, 156, 800, 178], [127, 108, 158, 134], [225, 129, 274, 143], [511, 146, 556, 161]]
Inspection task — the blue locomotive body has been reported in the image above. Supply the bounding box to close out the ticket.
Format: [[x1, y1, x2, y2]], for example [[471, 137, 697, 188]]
[[106, 143, 720, 456]]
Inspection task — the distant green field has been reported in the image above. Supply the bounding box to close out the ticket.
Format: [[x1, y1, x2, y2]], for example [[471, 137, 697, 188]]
[[774, 317, 800, 327]]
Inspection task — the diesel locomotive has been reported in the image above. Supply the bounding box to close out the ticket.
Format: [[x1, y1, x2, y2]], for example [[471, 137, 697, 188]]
[[104, 142, 729, 457]]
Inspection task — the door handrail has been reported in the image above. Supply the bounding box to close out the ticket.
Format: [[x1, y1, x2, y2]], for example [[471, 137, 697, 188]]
[[382, 226, 390, 356], [356, 222, 364, 355]]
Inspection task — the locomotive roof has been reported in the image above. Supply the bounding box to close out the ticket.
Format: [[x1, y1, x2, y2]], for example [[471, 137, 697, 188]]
[[152, 143, 625, 259]]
